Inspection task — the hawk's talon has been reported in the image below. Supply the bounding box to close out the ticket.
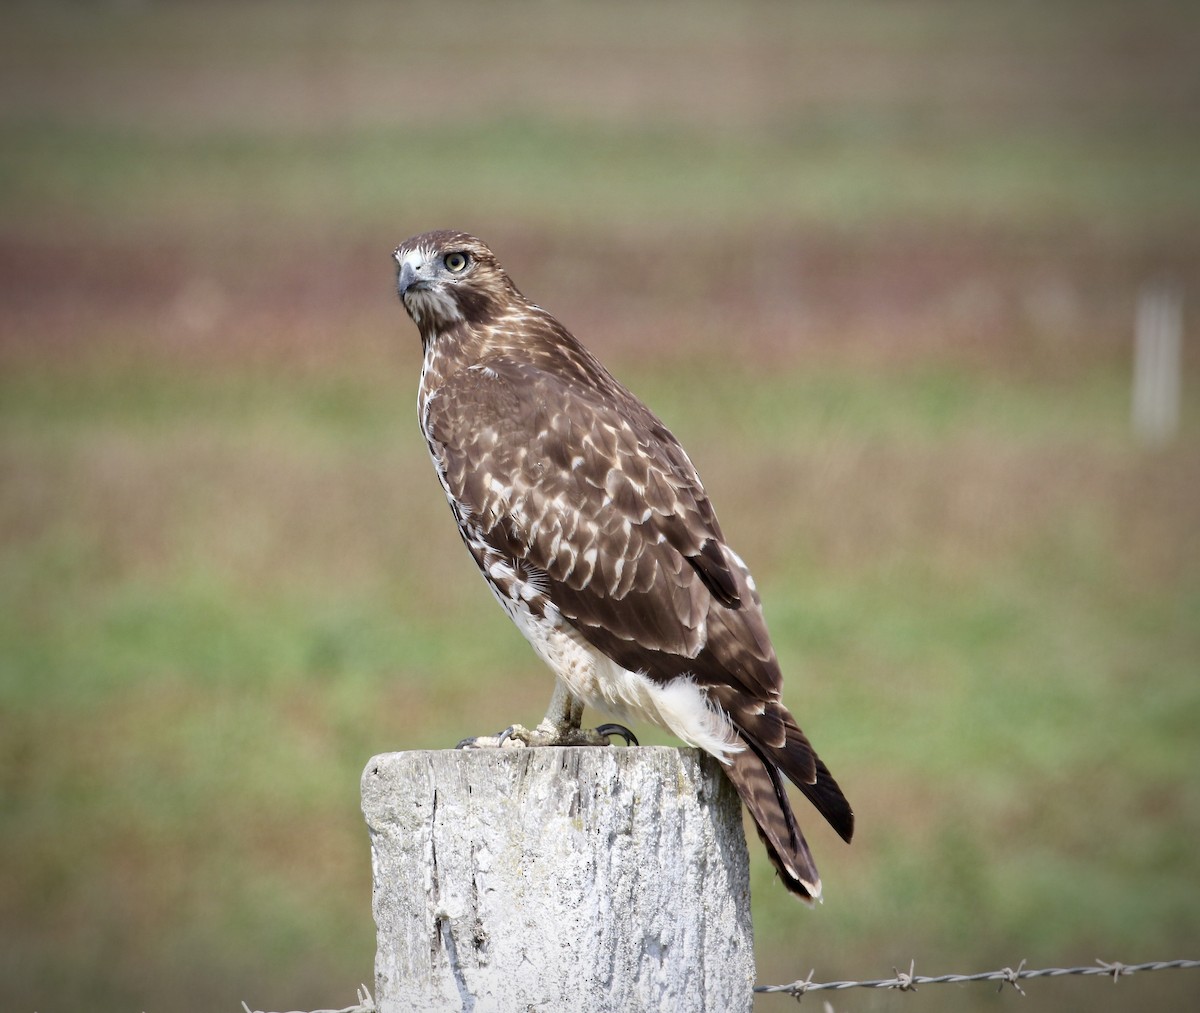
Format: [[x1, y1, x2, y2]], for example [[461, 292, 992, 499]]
[[457, 725, 532, 749], [495, 725, 526, 747], [595, 723, 639, 746]]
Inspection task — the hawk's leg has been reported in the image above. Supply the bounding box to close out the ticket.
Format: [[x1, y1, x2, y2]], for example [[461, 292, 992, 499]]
[[456, 679, 638, 749]]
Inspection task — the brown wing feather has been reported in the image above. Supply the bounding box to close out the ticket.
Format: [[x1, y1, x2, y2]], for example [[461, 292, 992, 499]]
[[426, 357, 722, 659]]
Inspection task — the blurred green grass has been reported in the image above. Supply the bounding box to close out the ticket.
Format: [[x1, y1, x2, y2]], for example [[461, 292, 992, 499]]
[[3, 354, 1196, 1010], [2, 2, 1199, 1011]]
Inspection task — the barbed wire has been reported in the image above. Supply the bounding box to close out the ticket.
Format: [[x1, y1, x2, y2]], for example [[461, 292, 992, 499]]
[[755, 957, 1200, 1000], [241, 983, 374, 1013], [240, 958, 1200, 1010]]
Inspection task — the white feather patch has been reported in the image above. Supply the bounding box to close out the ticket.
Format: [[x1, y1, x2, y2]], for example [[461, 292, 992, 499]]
[[499, 601, 741, 762]]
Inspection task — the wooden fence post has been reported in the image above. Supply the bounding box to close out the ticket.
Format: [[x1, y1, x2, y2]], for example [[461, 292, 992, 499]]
[[361, 746, 755, 1013], [1133, 280, 1183, 446]]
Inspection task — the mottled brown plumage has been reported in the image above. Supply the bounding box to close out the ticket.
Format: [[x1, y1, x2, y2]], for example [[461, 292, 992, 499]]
[[392, 229, 853, 900]]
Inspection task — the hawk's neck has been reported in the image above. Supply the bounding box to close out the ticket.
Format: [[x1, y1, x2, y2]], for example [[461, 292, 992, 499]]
[[417, 301, 594, 397], [417, 317, 501, 402]]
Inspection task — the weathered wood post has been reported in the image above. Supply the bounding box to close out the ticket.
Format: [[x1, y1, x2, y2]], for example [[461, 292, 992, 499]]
[[362, 746, 755, 1013]]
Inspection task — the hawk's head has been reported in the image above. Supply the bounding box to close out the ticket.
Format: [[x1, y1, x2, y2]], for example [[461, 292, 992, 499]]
[[393, 230, 516, 334]]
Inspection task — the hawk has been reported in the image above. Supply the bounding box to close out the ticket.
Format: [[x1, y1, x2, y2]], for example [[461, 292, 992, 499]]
[[392, 230, 853, 900]]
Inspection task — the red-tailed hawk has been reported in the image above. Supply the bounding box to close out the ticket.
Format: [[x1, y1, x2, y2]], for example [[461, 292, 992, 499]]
[[393, 230, 853, 900]]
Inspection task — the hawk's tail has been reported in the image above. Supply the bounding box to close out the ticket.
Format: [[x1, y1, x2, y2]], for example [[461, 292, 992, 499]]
[[777, 710, 855, 844], [722, 725, 854, 903]]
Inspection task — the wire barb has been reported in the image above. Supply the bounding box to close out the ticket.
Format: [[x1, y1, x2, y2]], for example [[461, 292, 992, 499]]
[[893, 959, 917, 992], [997, 959, 1027, 995]]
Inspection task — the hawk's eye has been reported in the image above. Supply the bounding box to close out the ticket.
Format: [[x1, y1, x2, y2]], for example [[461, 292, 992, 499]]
[[444, 252, 469, 273]]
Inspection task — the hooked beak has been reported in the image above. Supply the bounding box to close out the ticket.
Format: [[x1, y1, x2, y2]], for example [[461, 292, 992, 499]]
[[396, 258, 419, 298]]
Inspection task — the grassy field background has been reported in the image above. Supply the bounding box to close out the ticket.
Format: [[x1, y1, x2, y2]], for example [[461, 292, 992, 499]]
[[2, 2, 1198, 1010]]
